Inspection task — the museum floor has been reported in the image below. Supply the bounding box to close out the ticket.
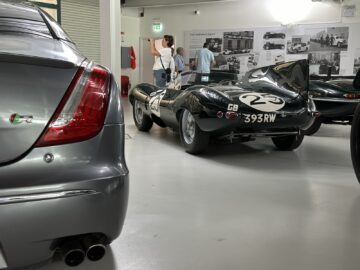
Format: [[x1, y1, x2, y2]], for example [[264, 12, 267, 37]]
[[46, 98, 360, 270]]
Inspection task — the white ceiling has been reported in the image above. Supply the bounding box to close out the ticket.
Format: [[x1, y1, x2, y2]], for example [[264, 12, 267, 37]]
[[122, 0, 360, 9], [123, 0, 236, 8]]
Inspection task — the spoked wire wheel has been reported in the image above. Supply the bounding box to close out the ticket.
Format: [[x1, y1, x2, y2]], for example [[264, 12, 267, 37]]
[[133, 100, 153, 132], [134, 100, 144, 125], [179, 109, 209, 154], [181, 110, 196, 145]]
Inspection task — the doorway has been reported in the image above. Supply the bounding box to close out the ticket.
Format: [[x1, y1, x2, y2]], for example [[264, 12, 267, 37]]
[[140, 37, 154, 84]]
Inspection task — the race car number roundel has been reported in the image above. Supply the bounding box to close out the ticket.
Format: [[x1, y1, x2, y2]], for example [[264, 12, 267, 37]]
[[239, 93, 285, 112]]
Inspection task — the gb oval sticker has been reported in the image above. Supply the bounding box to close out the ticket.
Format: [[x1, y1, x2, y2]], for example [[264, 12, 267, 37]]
[[239, 93, 285, 112]]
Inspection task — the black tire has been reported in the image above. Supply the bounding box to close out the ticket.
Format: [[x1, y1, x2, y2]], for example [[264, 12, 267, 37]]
[[304, 118, 322, 136], [351, 104, 360, 183], [272, 132, 304, 151], [133, 100, 153, 132], [179, 110, 210, 154]]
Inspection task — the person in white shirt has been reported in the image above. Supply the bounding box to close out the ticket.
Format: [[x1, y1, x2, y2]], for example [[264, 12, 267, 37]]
[[150, 35, 175, 87]]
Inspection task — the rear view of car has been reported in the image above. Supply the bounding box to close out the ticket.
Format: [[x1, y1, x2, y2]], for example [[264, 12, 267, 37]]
[[332, 36, 347, 48], [0, 1, 128, 268], [305, 76, 359, 135]]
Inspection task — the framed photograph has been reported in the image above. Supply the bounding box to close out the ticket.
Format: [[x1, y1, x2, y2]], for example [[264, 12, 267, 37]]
[[223, 31, 254, 55], [309, 51, 341, 75]]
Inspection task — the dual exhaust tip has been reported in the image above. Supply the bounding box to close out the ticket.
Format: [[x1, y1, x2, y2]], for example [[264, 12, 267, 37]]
[[61, 236, 106, 267]]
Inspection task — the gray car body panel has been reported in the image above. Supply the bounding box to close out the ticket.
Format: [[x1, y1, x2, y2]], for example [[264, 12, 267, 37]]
[[0, 59, 80, 164], [0, 2, 128, 268], [0, 34, 84, 64], [0, 1, 43, 22]]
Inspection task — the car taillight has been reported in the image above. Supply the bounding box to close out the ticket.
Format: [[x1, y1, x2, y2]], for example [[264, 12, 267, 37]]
[[35, 63, 111, 147], [225, 112, 238, 120], [217, 111, 224, 118], [344, 93, 360, 100]]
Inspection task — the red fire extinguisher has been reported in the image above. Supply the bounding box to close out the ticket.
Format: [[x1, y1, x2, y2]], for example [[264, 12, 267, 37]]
[[121, 76, 131, 97], [130, 46, 136, 70]]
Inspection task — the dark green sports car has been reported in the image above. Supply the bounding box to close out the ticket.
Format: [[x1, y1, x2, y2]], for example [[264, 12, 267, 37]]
[[305, 75, 359, 135]]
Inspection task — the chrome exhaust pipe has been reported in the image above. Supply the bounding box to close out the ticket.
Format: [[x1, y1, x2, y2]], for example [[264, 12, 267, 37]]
[[60, 240, 85, 267], [83, 236, 106, 262]]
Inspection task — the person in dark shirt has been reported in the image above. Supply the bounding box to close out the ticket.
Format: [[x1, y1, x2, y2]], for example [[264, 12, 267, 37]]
[[326, 34, 330, 47]]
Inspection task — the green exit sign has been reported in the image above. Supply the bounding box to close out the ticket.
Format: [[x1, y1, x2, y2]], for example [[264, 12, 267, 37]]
[[152, 23, 163, 33]]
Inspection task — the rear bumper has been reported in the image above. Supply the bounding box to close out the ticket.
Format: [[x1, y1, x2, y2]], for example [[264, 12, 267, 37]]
[[196, 108, 315, 134], [0, 124, 129, 269], [0, 174, 129, 269]]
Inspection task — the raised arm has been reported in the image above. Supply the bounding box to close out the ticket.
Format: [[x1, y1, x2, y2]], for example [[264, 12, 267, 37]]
[[150, 38, 161, 57]]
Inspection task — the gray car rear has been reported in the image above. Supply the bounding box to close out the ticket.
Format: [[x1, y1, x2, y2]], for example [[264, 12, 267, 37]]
[[0, 1, 128, 268]]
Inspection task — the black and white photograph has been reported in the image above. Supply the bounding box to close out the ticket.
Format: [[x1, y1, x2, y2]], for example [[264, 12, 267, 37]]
[[247, 52, 260, 69], [287, 35, 310, 54], [307, 27, 349, 52], [263, 31, 286, 40], [214, 53, 228, 69], [309, 51, 341, 75], [354, 49, 360, 74], [263, 40, 285, 51], [225, 55, 241, 74], [263, 31, 286, 51], [205, 38, 223, 53], [223, 31, 254, 55]]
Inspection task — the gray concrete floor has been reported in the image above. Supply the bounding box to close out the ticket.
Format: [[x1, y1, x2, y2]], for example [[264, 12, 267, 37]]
[[46, 98, 360, 270]]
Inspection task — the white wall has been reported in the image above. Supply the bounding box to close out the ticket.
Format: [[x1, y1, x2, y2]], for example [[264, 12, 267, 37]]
[[139, 0, 360, 48], [128, 0, 360, 82], [121, 16, 141, 86]]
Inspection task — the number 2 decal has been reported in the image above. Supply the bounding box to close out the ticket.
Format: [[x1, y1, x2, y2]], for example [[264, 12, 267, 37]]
[[247, 95, 266, 106], [149, 89, 167, 117], [239, 93, 285, 112]]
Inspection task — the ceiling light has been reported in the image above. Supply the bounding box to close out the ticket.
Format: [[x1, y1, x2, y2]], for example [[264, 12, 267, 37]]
[[267, 0, 313, 25]]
